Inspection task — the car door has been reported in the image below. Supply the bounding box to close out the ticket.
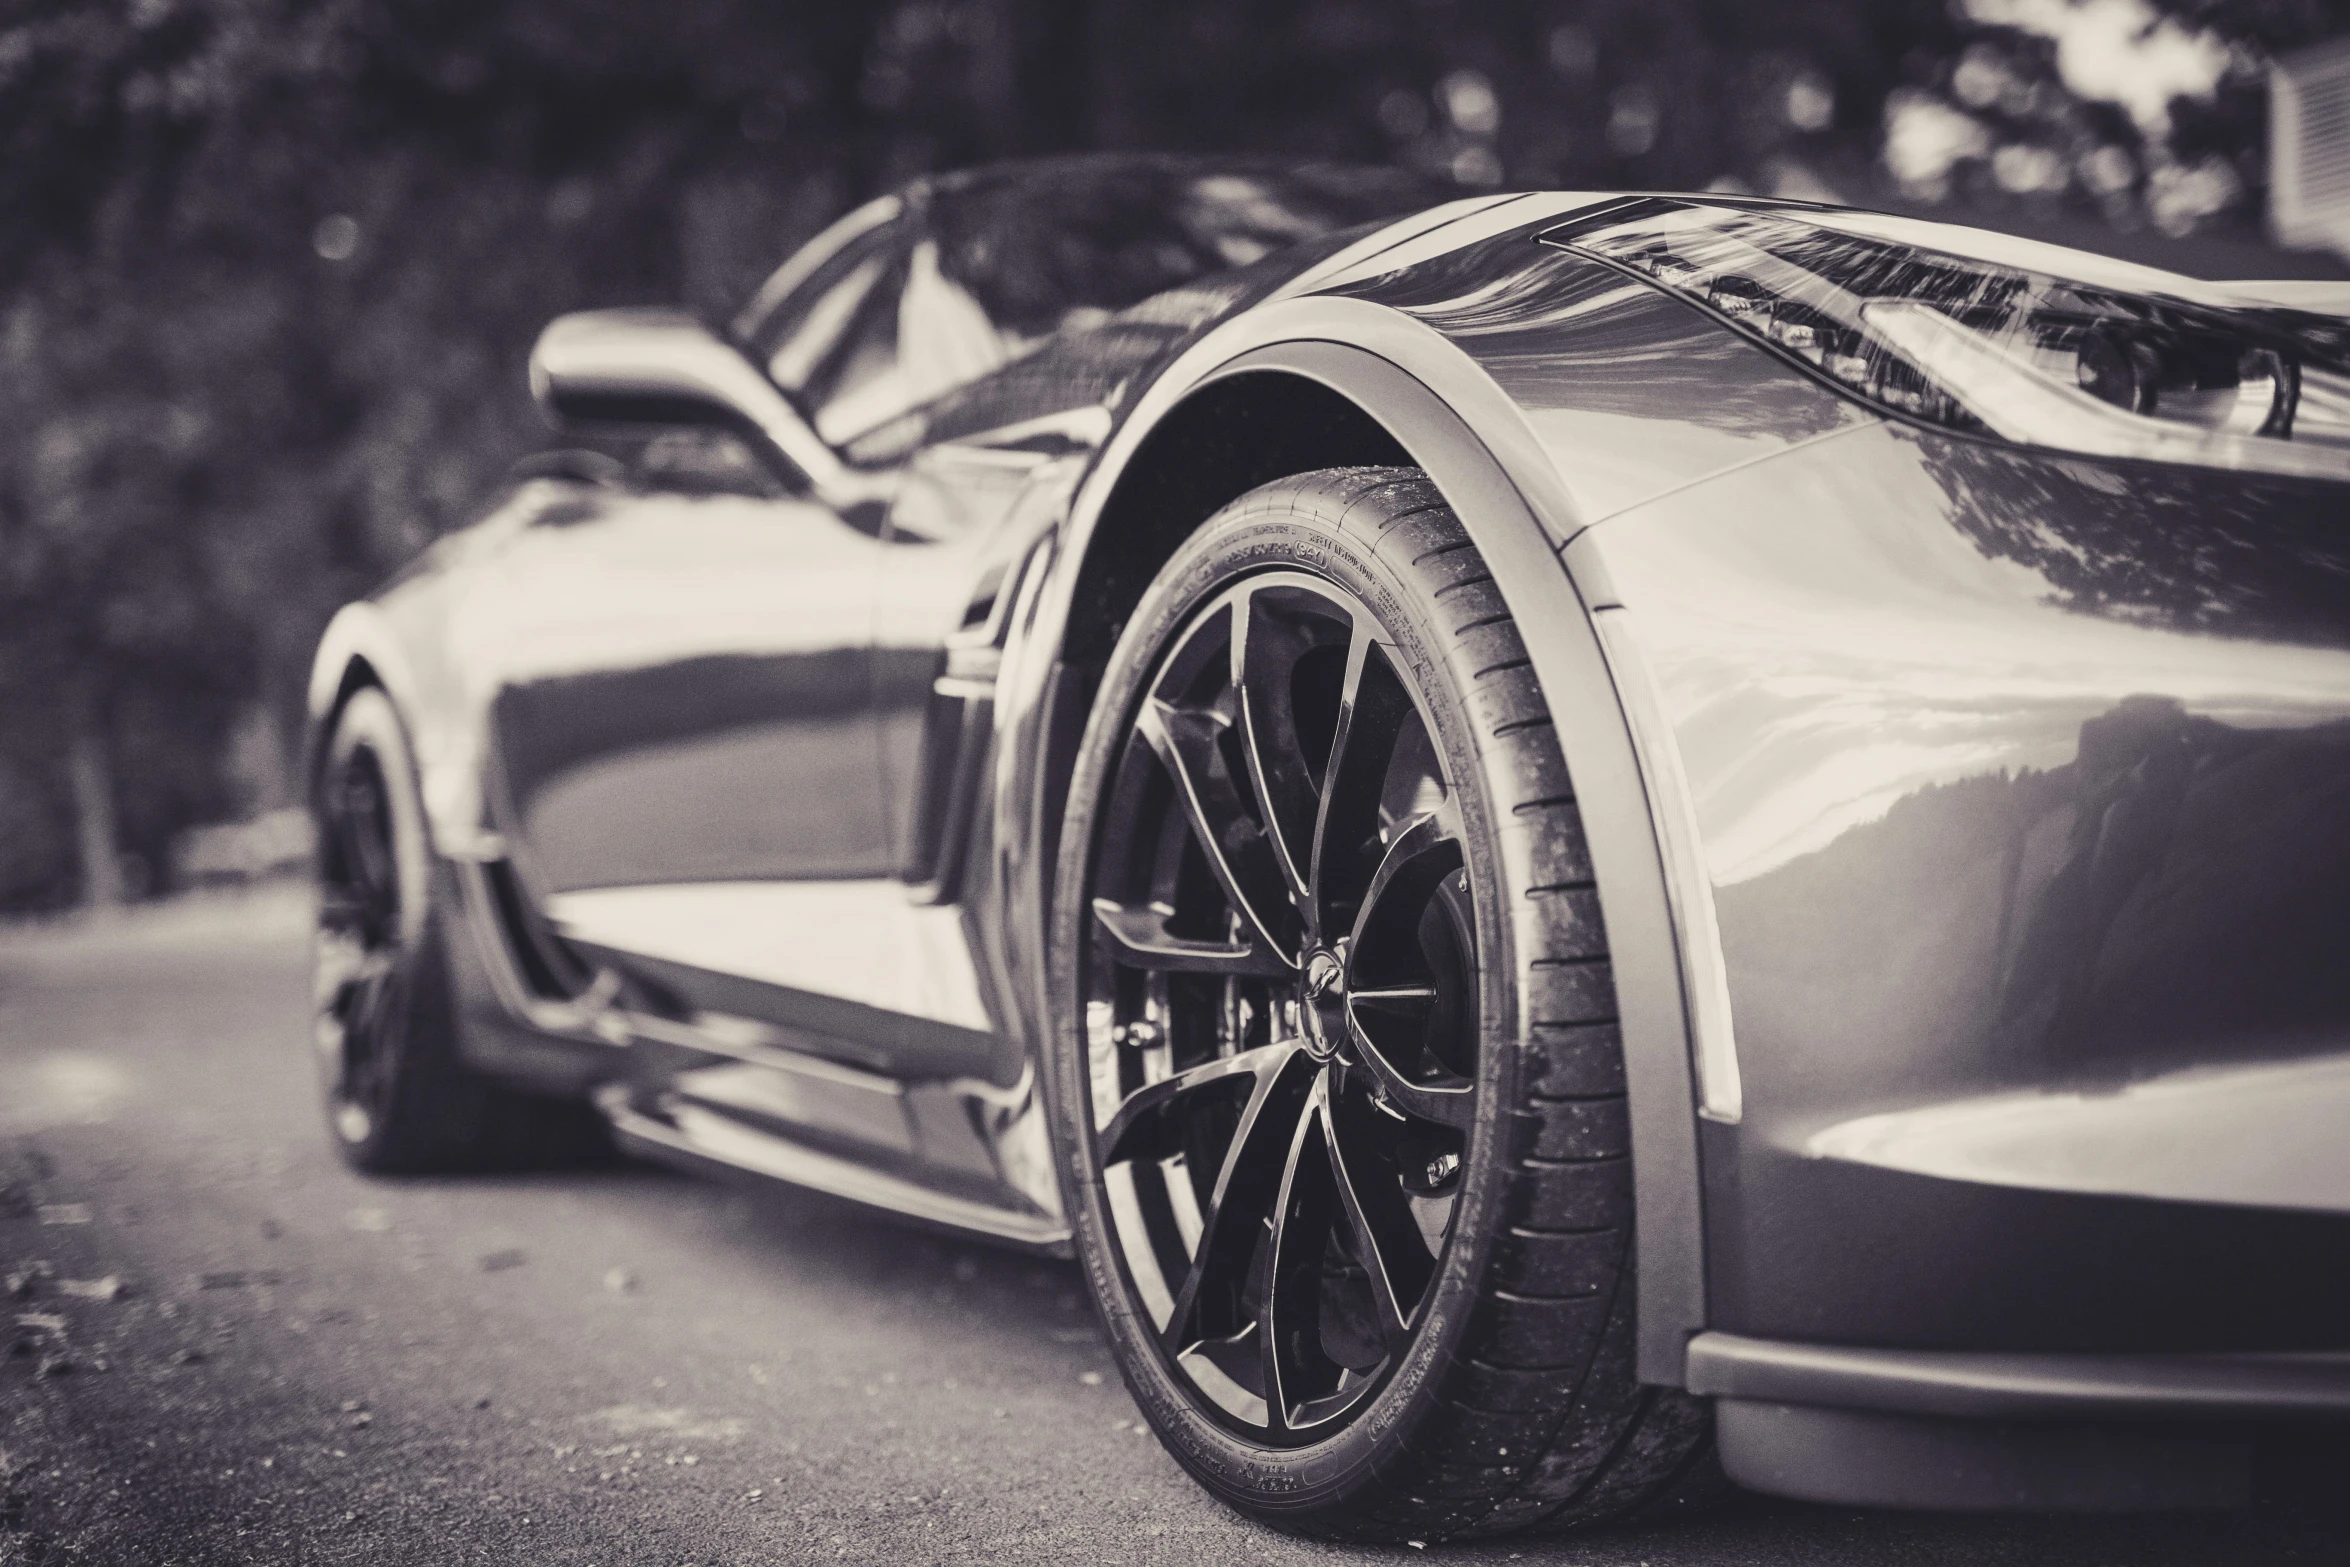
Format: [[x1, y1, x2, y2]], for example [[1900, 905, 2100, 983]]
[[506, 202, 1014, 1088], [480, 440, 891, 903], [496, 211, 920, 1020]]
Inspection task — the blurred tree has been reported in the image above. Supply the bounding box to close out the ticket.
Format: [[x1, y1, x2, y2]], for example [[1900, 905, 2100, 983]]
[[0, 0, 881, 908], [1879, 0, 2343, 232], [0, 0, 2337, 911]]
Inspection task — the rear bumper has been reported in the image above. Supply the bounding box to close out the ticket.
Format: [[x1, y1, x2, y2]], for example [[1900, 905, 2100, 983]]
[[1690, 1332, 2350, 1511]]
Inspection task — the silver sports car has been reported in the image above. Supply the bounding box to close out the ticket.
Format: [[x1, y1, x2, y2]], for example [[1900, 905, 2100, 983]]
[[304, 154, 2350, 1540]]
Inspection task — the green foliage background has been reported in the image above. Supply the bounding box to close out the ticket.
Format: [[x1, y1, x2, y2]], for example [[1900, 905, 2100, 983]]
[[0, 0, 2339, 909]]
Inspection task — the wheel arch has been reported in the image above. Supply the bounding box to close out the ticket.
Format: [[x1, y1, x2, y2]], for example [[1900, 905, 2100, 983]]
[[305, 604, 415, 815], [1015, 295, 1708, 1386]]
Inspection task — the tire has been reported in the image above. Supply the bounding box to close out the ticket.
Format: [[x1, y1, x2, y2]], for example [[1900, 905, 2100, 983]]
[[313, 687, 603, 1174], [1046, 467, 1712, 1541]]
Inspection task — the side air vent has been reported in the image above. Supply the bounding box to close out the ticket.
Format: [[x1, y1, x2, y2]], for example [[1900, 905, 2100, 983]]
[[481, 857, 600, 1003]]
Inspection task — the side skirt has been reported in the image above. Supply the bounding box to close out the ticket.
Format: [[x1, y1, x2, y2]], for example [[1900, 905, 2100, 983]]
[[596, 1081, 1070, 1255]]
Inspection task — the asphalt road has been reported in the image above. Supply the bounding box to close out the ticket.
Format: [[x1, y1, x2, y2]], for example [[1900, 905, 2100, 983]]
[[2, 889, 2344, 1566]]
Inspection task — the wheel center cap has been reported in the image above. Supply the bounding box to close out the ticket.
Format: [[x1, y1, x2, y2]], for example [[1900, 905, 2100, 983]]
[[1305, 948, 1343, 1000], [1301, 947, 1346, 1061]]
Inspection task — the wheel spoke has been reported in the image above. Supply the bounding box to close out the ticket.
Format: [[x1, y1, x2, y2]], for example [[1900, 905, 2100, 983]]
[[316, 938, 394, 1008], [1136, 698, 1299, 960], [1096, 1041, 1303, 1167], [1230, 589, 1328, 907], [1342, 1022, 1478, 1129], [1340, 813, 1476, 1129], [336, 769, 398, 924], [328, 954, 405, 1107], [1347, 984, 1436, 1012], [1324, 1084, 1435, 1351], [1346, 809, 1462, 955], [1158, 1047, 1320, 1357], [1090, 899, 1290, 977], [1306, 621, 1417, 928], [1261, 1076, 1340, 1433]]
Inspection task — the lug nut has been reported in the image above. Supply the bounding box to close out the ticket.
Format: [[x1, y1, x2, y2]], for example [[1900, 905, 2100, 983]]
[[1425, 1150, 1461, 1189]]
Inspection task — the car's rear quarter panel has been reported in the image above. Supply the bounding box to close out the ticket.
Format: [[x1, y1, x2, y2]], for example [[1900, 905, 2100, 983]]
[[1581, 419, 2350, 1351], [1341, 223, 2350, 1355]]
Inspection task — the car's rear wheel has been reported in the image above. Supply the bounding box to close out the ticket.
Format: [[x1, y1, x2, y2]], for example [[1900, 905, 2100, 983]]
[[1048, 467, 1712, 1540], [313, 687, 598, 1173]]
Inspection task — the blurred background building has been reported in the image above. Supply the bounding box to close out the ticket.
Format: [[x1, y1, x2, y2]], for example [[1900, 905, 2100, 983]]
[[1, 0, 2344, 914]]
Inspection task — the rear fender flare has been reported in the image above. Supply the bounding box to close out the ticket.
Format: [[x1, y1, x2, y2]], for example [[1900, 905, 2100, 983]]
[[306, 602, 497, 864], [1015, 295, 1706, 1385]]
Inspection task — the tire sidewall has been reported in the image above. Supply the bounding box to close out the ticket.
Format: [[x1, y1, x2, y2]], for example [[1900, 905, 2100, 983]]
[[1045, 499, 1528, 1524], [317, 687, 437, 1162], [324, 688, 432, 953]]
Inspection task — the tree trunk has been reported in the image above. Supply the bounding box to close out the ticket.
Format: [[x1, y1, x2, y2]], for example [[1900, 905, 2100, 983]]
[[67, 697, 125, 911]]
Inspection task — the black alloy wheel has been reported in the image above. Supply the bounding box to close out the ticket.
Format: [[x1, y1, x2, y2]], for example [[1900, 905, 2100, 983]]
[[312, 687, 590, 1173], [315, 732, 408, 1150], [314, 687, 445, 1167], [1049, 468, 1712, 1542], [1083, 567, 1477, 1439]]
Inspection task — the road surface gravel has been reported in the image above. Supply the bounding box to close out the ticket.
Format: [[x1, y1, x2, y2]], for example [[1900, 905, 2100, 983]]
[[1, 887, 2342, 1564]]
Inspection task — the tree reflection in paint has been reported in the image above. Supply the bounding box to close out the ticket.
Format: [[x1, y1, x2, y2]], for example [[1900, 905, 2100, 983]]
[[1910, 426, 2350, 649]]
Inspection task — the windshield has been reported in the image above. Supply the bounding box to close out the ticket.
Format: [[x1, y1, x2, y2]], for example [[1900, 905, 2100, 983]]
[[924, 157, 1447, 342], [737, 157, 1447, 453]]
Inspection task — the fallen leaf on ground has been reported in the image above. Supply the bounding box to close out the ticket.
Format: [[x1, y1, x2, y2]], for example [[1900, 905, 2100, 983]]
[[198, 1270, 282, 1290], [583, 1405, 746, 1441], [59, 1276, 125, 1302], [36, 1204, 91, 1226]]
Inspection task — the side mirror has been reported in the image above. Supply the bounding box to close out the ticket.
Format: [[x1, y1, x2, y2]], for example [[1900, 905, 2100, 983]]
[[527, 308, 845, 495]]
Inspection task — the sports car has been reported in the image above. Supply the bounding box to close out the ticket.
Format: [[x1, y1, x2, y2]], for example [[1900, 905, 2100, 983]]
[[304, 153, 2350, 1540]]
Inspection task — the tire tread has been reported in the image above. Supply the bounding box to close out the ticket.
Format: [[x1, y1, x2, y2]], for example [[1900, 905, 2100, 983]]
[[1230, 468, 1708, 1537]]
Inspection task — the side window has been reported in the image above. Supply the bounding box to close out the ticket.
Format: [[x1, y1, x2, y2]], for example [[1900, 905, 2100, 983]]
[[894, 238, 1019, 413], [747, 211, 1019, 458], [754, 228, 911, 448]]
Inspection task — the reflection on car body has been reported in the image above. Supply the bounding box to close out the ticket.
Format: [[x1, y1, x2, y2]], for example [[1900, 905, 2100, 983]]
[[305, 157, 2350, 1538]]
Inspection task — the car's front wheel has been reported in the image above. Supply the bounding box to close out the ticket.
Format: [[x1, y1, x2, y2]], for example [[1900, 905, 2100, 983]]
[[1048, 467, 1712, 1540]]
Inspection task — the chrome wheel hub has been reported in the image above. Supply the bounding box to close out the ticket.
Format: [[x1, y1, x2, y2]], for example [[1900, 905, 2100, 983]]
[[1300, 946, 1346, 1061]]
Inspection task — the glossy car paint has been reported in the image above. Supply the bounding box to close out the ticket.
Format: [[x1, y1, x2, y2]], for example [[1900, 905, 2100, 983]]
[[1294, 214, 2350, 1353], [1581, 422, 2350, 1351], [308, 168, 2350, 1467]]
